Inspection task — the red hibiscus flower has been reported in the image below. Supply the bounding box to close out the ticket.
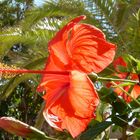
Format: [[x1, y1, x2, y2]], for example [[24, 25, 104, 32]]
[[0, 15, 116, 138], [0, 117, 32, 138], [37, 15, 116, 137], [112, 57, 140, 102]]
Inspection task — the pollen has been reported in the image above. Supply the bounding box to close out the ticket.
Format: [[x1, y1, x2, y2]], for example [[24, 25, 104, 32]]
[[0, 63, 20, 78]]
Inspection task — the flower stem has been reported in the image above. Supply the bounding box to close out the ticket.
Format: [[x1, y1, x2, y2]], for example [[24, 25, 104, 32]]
[[89, 73, 140, 106], [88, 73, 139, 84], [34, 102, 45, 129], [111, 81, 140, 106], [98, 77, 139, 84]]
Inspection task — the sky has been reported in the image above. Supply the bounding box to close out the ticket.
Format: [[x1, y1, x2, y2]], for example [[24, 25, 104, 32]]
[[0, 0, 45, 6], [34, 0, 46, 6]]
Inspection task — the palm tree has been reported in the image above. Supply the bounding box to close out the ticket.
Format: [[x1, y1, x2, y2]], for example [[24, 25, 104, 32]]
[[84, 0, 140, 58]]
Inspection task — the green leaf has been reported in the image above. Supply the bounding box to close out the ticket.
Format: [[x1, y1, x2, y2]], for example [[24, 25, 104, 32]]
[[111, 115, 128, 127], [34, 102, 45, 129], [117, 65, 128, 73], [123, 54, 140, 73], [114, 82, 134, 87], [134, 128, 140, 139], [131, 107, 140, 113], [79, 121, 112, 140], [112, 97, 130, 115], [0, 74, 35, 100], [130, 97, 140, 108], [98, 87, 118, 103]]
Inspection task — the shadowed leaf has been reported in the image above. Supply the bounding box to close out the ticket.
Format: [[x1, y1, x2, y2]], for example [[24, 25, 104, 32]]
[[79, 121, 112, 140]]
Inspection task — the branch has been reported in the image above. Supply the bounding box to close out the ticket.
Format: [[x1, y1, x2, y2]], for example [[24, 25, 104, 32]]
[[88, 73, 139, 84]]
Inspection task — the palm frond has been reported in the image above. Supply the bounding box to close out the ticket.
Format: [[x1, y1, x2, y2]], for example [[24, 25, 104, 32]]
[[22, 0, 88, 30], [88, 0, 140, 57]]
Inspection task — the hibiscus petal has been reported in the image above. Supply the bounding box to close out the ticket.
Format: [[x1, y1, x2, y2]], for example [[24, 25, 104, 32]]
[[63, 116, 91, 138], [0, 117, 31, 137], [131, 85, 140, 99], [48, 15, 86, 69], [67, 24, 116, 73], [43, 16, 116, 74], [44, 109, 91, 138], [43, 71, 99, 138], [37, 55, 69, 92], [37, 73, 69, 107], [69, 71, 99, 118]]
